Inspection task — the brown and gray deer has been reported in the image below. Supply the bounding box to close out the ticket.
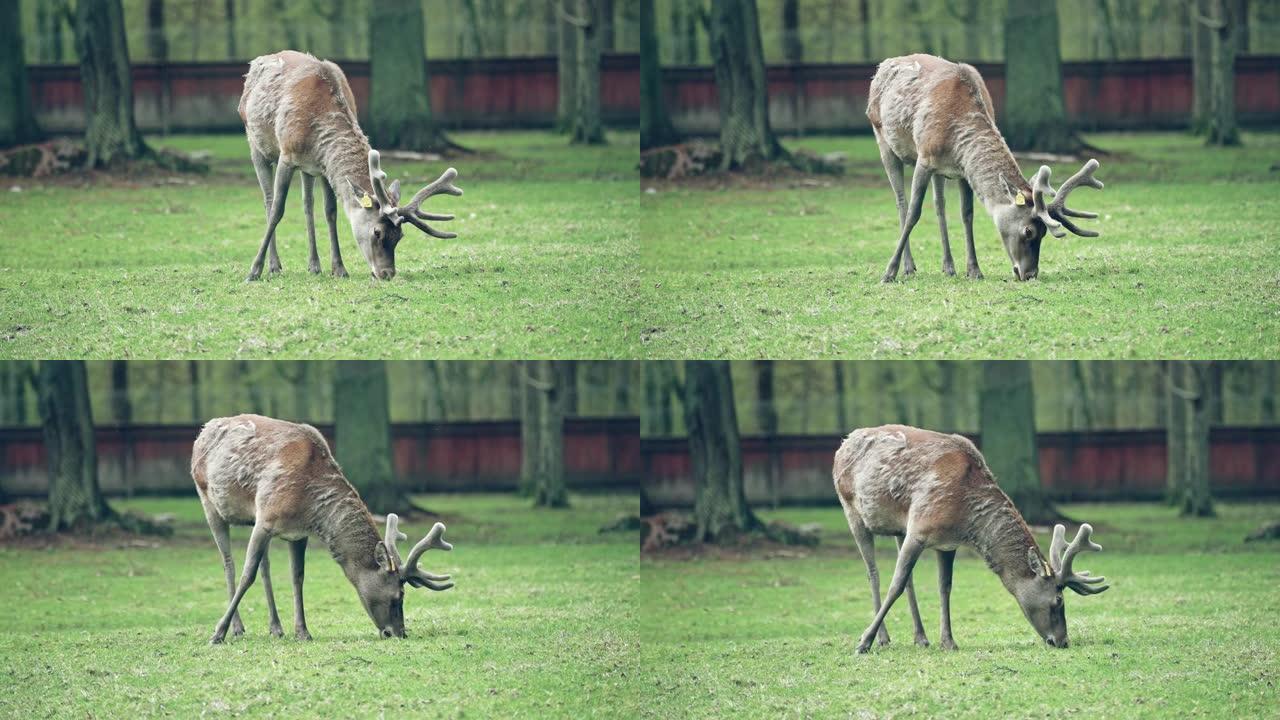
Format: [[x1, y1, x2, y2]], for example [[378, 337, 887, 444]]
[[868, 54, 1104, 282], [238, 50, 462, 281], [833, 425, 1109, 653], [192, 414, 454, 644]]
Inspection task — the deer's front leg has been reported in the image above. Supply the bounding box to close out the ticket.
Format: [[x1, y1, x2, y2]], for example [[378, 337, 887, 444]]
[[857, 534, 925, 653], [289, 538, 312, 640], [933, 175, 955, 276], [936, 549, 958, 650], [958, 179, 983, 280], [247, 162, 296, 282], [320, 177, 349, 278], [882, 164, 934, 283], [211, 524, 272, 644], [302, 174, 321, 274]]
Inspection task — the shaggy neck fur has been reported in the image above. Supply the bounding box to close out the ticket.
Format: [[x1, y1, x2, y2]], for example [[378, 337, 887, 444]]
[[307, 475, 380, 577], [315, 124, 375, 210], [964, 484, 1045, 591], [954, 120, 1031, 214]]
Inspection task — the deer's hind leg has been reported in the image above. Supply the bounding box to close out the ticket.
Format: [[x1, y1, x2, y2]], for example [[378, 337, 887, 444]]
[[259, 549, 284, 638], [874, 137, 916, 277], [302, 174, 321, 274], [199, 500, 245, 637], [857, 533, 927, 654], [896, 535, 930, 647], [211, 522, 273, 644], [882, 159, 933, 283], [840, 500, 891, 647], [933, 175, 955, 276], [959, 179, 983, 280], [248, 156, 296, 281]]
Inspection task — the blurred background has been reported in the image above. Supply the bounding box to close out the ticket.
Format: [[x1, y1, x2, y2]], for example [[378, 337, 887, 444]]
[[0, 361, 638, 532], [642, 361, 1279, 540]]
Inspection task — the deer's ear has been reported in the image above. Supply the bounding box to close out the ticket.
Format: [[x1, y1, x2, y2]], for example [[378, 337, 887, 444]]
[[347, 179, 375, 209], [388, 179, 401, 205], [1026, 547, 1048, 577], [374, 542, 395, 573]]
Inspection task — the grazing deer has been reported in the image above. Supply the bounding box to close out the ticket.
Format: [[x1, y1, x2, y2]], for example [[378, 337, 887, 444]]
[[238, 50, 463, 281], [833, 425, 1109, 653], [867, 54, 1104, 282], [191, 414, 455, 644]]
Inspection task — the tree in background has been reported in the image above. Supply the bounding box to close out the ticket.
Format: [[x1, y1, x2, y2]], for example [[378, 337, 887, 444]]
[[75, 0, 152, 166], [685, 361, 760, 541], [640, 0, 679, 149], [1001, 2, 1084, 153], [753, 361, 782, 508], [224, 0, 237, 58], [709, 0, 786, 169], [980, 361, 1058, 524], [39, 361, 111, 530], [368, 0, 455, 152], [524, 361, 569, 507], [333, 361, 413, 514], [642, 360, 678, 436], [0, 0, 43, 148], [1197, 0, 1242, 145], [35, 1, 69, 64], [1166, 361, 1216, 516], [556, 3, 579, 132], [781, 0, 803, 63], [561, 0, 606, 144]]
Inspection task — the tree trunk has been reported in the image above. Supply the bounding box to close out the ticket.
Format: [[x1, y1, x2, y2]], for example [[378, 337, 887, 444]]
[[1204, 0, 1240, 146], [423, 360, 447, 420], [1166, 361, 1215, 516], [753, 361, 781, 509], [1001, 1, 1081, 153], [569, 0, 605, 145], [781, 0, 802, 63], [333, 361, 408, 514], [1094, 0, 1119, 59], [640, 0, 679, 149], [643, 360, 676, 436], [519, 361, 540, 496], [599, 0, 614, 51], [858, 0, 872, 62], [686, 361, 759, 541], [529, 361, 569, 507], [556, 5, 579, 132], [709, 0, 784, 170], [0, 361, 31, 425], [368, 0, 452, 151], [76, 0, 152, 166], [980, 361, 1056, 524], [109, 360, 135, 498], [188, 360, 201, 421], [1191, 0, 1213, 133], [833, 361, 848, 431], [224, 0, 237, 59], [40, 361, 113, 531], [0, 0, 43, 148]]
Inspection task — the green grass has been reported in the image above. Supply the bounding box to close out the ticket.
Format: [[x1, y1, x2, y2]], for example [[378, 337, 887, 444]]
[[0, 493, 638, 718], [638, 132, 1280, 358], [0, 131, 639, 359], [639, 501, 1280, 718]]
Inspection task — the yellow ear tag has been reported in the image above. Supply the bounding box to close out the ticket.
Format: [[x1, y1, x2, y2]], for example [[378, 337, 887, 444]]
[[360, 193, 373, 209], [1014, 192, 1026, 206]]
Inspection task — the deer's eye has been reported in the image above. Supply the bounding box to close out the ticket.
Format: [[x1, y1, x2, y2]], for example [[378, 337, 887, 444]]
[[1023, 225, 1036, 239], [373, 226, 384, 241]]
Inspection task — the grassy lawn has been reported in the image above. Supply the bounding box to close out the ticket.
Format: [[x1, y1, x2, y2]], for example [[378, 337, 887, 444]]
[[639, 502, 1280, 718], [0, 492, 638, 718], [0, 131, 638, 359], [638, 132, 1280, 359]]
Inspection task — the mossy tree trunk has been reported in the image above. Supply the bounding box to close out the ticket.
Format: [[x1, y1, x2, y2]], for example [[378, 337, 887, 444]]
[[685, 360, 760, 541], [1001, 1, 1082, 153], [519, 360, 541, 497], [709, 0, 786, 170], [75, 0, 151, 167], [980, 361, 1058, 525], [39, 361, 114, 531], [0, 0, 42, 148], [1202, 0, 1241, 146], [640, 0, 679, 149], [1190, 0, 1213, 134], [556, 4, 579, 132], [569, 0, 605, 145], [753, 360, 781, 509], [1166, 361, 1216, 517], [527, 361, 569, 508], [333, 361, 411, 514], [368, 0, 453, 152]]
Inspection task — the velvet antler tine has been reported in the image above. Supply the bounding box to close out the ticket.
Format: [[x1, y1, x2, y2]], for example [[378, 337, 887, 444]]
[[399, 522, 455, 591], [415, 211, 455, 222], [398, 167, 462, 238], [367, 150, 392, 208], [1031, 166, 1067, 238], [384, 513, 407, 568], [1056, 524, 1109, 595], [1049, 524, 1068, 571], [402, 213, 458, 239], [1046, 159, 1103, 237]]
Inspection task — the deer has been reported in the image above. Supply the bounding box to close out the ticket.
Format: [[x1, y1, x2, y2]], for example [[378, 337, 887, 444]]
[[833, 425, 1110, 653], [238, 50, 463, 282], [867, 54, 1104, 282], [191, 414, 455, 644]]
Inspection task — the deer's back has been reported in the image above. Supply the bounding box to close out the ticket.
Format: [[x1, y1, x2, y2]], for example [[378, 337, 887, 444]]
[[834, 424, 992, 538], [867, 54, 995, 174], [239, 51, 360, 167], [192, 414, 338, 530]]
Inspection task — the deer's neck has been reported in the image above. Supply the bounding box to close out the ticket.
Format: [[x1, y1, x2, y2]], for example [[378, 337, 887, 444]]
[[956, 124, 1031, 214], [964, 486, 1044, 590], [309, 478, 380, 572], [313, 117, 376, 210]]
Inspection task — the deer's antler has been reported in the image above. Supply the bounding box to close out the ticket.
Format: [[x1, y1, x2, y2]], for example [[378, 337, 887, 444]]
[[1034, 160, 1104, 238], [401, 521, 454, 591], [1050, 523, 1109, 596], [383, 513, 409, 572], [1030, 166, 1066, 238], [399, 167, 463, 239]]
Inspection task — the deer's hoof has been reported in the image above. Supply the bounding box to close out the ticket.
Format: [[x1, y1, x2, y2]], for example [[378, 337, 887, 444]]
[[941, 639, 959, 651], [967, 267, 984, 280], [856, 641, 873, 654], [877, 635, 891, 647], [269, 625, 284, 638], [943, 263, 956, 277], [308, 261, 322, 274], [209, 633, 226, 645], [332, 266, 349, 279], [295, 629, 313, 641], [915, 634, 930, 648]]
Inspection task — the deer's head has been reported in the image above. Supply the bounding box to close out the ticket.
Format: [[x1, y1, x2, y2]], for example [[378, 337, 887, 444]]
[[1015, 523, 1110, 648], [357, 515, 454, 638], [346, 150, 463, 280], [993, 159, 1104, 281]]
